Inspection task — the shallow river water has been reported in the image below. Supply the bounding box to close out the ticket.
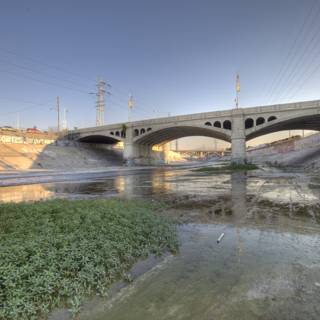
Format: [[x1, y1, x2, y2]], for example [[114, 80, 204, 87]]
[[1, 167, 320, 319]]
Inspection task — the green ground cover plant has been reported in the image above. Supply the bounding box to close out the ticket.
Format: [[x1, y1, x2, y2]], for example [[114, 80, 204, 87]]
[[194, 163, 258, 173], [0, 199, 178, 320]]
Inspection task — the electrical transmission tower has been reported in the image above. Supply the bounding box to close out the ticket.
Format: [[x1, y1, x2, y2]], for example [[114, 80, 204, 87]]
[[96, 78, 106, 126]]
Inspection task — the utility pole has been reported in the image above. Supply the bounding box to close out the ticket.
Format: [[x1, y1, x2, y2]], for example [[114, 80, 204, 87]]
[[16, 112, 20, 130], [128, 94, 134, 122], [175, 139, 179, 152], [96, 78, 106, 126], [56, 96, 60, 132], [235, 73, 240, 109]]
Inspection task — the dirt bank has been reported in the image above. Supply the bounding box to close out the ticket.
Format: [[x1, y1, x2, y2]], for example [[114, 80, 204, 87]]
[[247, 133, 320, 171], [0, 143, 123, 170]]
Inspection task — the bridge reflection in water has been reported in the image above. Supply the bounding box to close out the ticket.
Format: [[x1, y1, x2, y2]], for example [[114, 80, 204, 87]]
[[0, 169, 319, 233], [0, 169, 240, 203], [0, 184, 54, 203]]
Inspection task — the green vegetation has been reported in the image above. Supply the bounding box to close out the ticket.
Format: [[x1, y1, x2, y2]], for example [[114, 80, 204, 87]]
[[0, 199, 178, 320], [194, 163, 258, 173]]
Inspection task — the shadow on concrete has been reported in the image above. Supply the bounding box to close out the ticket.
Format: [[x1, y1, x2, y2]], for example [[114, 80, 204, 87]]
[[0, 141, 123, 171]]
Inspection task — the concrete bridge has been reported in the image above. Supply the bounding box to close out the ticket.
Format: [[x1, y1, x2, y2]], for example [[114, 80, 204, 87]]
[[69, 100, 320, 164]]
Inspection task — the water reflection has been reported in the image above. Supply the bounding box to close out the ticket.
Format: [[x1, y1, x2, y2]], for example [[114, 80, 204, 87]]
[[78, 224, 320, 320], [0, 184, 54, 202], [0, 169, 319, 232], [231, 172, 247, 218]]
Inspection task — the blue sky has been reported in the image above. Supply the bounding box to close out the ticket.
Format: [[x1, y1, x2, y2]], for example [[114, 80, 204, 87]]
[[0, 0, 319, 133]]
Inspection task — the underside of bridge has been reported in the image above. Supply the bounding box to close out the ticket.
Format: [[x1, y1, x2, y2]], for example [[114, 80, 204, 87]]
[[78, 135, 120, 144], [246, 114, 320, 141], [134, 126, 231, 145]]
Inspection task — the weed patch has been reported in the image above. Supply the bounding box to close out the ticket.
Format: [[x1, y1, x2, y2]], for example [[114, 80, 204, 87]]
[[0, 199, 178, 319]]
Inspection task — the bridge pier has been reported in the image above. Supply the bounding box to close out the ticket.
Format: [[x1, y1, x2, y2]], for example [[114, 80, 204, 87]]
[[123, 142, 154, 165], [124, 126, 154, 165], [231, 110, 246, 164], [231, 137, 246, 164]]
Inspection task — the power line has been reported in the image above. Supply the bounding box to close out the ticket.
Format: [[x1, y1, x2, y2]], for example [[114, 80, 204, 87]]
[[0, 47, 96, 83], [111, 85, 171, 117], [108, 96, 150, 119], [0, 97, 53, 116], [272, 4, 320, 102], [279, 39, 320, 102], [286, 57, 320, 101], [0, 57, 95, 89], [264, 0, 318, 103], [0, 47, 155, 112], [0, 47, 159, 118], [0, 68, 93, 94], [108, 91, 152, 117]]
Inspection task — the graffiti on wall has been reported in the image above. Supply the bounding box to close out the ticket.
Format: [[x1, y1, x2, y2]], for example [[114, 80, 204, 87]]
[[0, 135, 55, 145]]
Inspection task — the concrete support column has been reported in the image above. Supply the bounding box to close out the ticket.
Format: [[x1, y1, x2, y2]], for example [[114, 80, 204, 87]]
[[123, 142, 139, 160], [231, 110, 246, 164], [138, 144, 153, 165], [123, 126, 139, 165], [123, 126, 153, 165]]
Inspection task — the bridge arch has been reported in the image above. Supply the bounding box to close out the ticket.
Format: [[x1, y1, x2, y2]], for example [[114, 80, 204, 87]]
[[78, 134, 121, 144], [268, 116, 277, 122], [246, 114, 320, 141], [245, 118, 254, 129], [223, 120, 232, 130], [214, 121, 221, 128], [256, 117, 265, 126], [133, 125, 231, 146]]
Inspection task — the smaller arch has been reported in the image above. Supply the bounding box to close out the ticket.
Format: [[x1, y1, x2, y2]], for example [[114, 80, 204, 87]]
[[134, 129, 139, 136], [205, 121, 212, 126], [223, 120, 232, 130], [115, 131, 120, 137], [256, 117, 265, 126], [121, 130, 125, 138], [140, 128, 146, 134], [268, 116, 277, 122], [110, 131, 114, 135], [147, 127, 152, 131], [245, 118, 254, 129], [214, 121, 221, 128]]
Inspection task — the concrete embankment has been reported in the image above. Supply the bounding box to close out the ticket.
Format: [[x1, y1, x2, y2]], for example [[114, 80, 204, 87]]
[[0, 143, 123, 171], [247, 133, 320, 170]]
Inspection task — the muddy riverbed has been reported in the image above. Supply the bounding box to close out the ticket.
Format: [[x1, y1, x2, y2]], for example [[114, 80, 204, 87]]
[[1, 166, 320, 319]]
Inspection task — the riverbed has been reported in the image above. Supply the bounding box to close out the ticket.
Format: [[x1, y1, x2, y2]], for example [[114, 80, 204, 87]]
[[1, 166, 320, 319]]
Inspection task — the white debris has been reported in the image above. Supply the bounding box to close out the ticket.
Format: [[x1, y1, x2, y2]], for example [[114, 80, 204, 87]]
[[217, 233, 225, 243]]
